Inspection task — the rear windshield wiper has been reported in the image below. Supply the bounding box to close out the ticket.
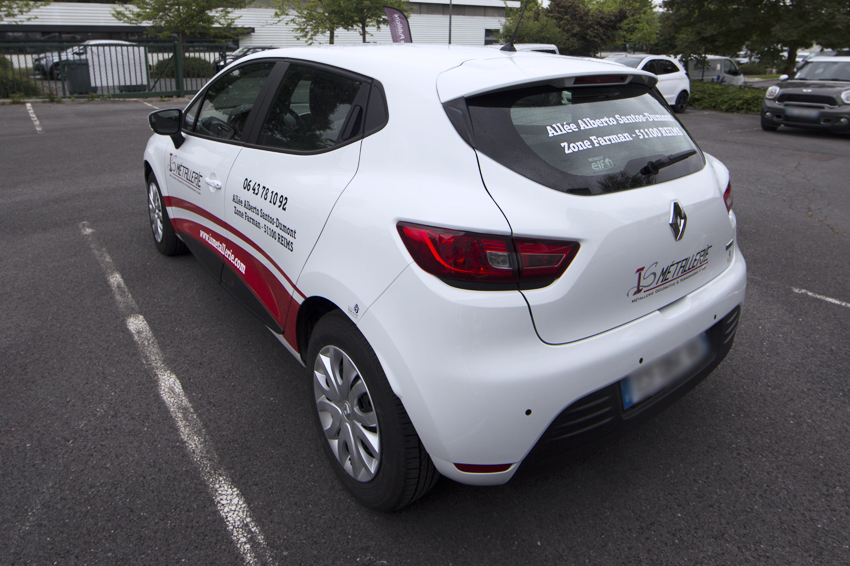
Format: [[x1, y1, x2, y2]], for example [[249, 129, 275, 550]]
[[640, 150, 697, 176]]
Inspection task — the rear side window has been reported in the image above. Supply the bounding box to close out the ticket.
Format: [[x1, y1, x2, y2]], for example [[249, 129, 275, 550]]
[[465, 83, 704, 195], [257, 65, 365, 152]]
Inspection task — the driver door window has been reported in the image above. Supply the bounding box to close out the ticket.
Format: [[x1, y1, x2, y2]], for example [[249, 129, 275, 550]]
[[194, 62, 275, 141]]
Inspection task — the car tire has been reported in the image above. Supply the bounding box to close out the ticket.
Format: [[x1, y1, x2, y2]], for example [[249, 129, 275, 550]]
[[307, 311, 439, 511], [147, 173, 187, 256], [760, 117, 779, 132], [673, 91, 689, 113]]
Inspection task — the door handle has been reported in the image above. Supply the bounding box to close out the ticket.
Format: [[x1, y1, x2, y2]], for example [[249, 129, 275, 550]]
[[204, 177, 222, 190]]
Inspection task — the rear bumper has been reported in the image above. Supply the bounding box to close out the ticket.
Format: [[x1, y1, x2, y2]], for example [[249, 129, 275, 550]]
[[357, 248, 746, 486], [762, 100, 850, 133]]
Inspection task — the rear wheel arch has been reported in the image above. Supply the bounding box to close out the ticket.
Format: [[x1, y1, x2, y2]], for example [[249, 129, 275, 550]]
[[296, 296, 341, 364]]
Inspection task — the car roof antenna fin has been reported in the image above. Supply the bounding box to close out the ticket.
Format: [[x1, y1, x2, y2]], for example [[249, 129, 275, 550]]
[[500, 2, 528, 52]]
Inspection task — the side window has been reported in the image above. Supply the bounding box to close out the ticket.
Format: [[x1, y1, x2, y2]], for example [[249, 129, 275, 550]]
[[258, 65, 364, 152], [656, 60, 678, 75], [195, 62, 275, 141], [642, 60, 658, 75]]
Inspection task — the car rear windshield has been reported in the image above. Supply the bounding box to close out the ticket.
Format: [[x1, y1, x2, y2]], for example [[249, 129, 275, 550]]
[[608, 57, 643, 68], [466, 82, 704, 195]]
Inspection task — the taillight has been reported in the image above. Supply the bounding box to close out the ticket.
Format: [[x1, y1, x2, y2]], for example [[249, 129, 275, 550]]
[[723, 181, 733, 213], [397, 222, 579, 290]]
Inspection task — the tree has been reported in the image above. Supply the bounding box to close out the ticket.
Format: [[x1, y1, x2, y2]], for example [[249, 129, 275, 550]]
[[112, 0, 248, 43], [344, 0, 409, 43], [548, 0, 629, 56], [1, 0, 51, 22], [661, 0, 850, 74], [272, 0, 349, 44], [498, 0, 567, 47], [598, 0, 658, 50]]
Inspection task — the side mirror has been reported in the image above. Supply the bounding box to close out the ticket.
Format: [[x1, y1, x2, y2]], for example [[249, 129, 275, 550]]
[[779, 74, 789, 82], [148, 109, 185, 149]]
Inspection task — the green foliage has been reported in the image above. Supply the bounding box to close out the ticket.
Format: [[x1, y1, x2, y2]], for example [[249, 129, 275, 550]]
[[345, 0, 409, 43], [738, 61, 770, 75], [0, 58, 42, 98], [152, 56, 215, 78], [498, 0, 567, 47], [1, 0, 51, 22], [688, 81, 764, 114], [112, 0, 247, 43], [272, 0, 407, 44], [660, 0, 850, 75], [598, 0, 658, 49], [548, 0, 629, 56]]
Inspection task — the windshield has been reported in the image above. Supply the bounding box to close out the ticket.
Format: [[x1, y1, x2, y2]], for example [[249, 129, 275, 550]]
[[607, 57, 643, 69], [794, 61, 850, 82], [466, 83, 703, 195], [232, 47, 250, 56]]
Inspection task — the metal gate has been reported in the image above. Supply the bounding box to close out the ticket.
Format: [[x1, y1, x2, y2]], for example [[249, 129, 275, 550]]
[[0, 42, 226, 99]]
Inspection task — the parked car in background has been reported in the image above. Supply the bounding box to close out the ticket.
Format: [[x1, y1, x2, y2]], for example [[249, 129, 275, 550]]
[[144, 45, 745, 510], [213, 45, 276, 71], [485, 43, 560, 54], [605, 54, 690, 112], [33, 39, 135, 79], [686, 56, 744, 86], [761, 56, 850, 133]]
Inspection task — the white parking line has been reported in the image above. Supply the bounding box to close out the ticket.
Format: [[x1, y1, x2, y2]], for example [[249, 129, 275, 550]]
[[137, 100, 160, 110], [792, 287, 850, 309], [25, 103, 43, 134], [79, 221, 278, 566]]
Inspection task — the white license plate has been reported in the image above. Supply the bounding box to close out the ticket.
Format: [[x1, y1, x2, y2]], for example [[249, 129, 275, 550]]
[[620, 333, 711, 410], [785, 107, 820, 120]]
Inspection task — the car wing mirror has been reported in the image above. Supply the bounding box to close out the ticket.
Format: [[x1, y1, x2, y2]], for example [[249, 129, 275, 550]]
[[779, 74, 789, 82], [149, 109, 185, 149]]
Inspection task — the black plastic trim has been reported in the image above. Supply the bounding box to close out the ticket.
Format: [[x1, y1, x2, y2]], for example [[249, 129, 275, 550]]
[[515, 305, 742, 477]]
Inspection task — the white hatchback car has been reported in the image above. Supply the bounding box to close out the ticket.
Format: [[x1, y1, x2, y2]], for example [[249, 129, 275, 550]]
[[145, 45, 746, 510], [606, 54, 691, 113]]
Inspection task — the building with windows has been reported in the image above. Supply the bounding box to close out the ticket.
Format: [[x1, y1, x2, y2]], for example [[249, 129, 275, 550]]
[[0, 0, 517, 47]]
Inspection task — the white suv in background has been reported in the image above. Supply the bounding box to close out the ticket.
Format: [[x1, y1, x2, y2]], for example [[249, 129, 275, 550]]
[[606, 54, 691, 113]]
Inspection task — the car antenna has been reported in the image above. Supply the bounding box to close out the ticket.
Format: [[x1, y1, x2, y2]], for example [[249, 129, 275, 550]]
[[500, 2, 528, 52]]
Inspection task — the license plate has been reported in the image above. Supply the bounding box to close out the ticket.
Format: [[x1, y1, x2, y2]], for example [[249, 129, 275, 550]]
[[620, 333, 711, 410], [785, 107, 820, 120]]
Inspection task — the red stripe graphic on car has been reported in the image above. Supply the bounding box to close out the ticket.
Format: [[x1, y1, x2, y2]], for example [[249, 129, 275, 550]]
[[164, 196, 304, 300], [172, 219, 293, 327]]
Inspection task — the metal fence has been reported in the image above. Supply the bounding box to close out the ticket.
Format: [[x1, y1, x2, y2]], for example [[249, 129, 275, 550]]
[[0, 43, 226, 99]]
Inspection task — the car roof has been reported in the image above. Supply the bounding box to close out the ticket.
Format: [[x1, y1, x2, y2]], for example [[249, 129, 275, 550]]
[[807, 55, 850, 62], [245, 45, 656, 102]]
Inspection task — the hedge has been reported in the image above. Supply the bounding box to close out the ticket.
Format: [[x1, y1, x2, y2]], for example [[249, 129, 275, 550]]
[[688, 81, 765, 114], [0, 57, 42, 98], [152, 56, 216, 79]]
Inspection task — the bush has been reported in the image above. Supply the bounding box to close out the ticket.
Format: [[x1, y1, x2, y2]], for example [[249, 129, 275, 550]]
[[688, 81, 764, 113], [0, 58, 42, 98], [152, 56, 215, 79], [739, 61, 769, 75]]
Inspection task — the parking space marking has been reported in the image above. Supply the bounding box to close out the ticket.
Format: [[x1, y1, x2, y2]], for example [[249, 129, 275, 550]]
[[792, 287, 850, 309], [25, 103, 43, 134], [136, 100, 160, 110], [79, 222, 278, 566]]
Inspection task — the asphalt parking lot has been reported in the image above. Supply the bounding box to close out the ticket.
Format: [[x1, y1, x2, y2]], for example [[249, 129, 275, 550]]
[[1, 99, 848, 565]]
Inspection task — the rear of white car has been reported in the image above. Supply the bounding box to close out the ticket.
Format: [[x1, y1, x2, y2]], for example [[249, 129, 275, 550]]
[[330, 51, 745, 485], [144, 46, 745, 509]]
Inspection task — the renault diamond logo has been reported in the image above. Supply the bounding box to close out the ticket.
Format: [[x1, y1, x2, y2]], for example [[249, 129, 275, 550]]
[[669, 201, 687, 241]]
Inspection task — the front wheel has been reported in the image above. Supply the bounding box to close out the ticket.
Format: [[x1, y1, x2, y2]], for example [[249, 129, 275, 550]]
[[308, 311, 438, 511], [673, 91, 689, 113], [148, 173, 187, 256]]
